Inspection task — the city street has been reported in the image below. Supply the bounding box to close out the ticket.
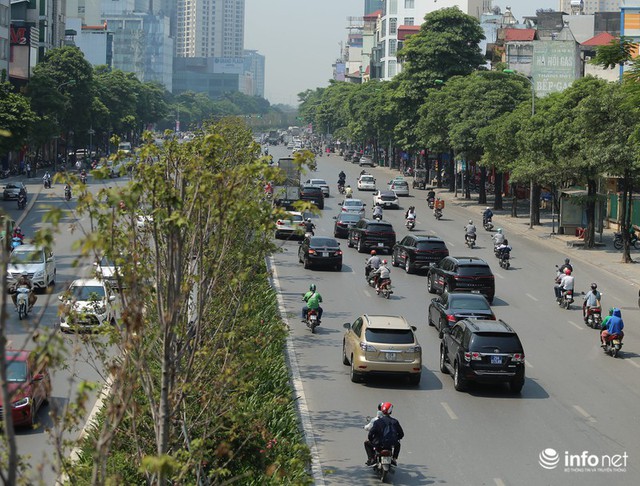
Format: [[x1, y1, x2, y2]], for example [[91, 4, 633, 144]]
[[269, 146, 640, 485]]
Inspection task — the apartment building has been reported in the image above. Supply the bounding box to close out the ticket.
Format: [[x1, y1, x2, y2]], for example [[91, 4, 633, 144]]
[[0, 0, 8, 77]]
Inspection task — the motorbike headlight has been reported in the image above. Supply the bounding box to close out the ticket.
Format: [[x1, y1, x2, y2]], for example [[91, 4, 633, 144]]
[[12, 397, 30, 408]]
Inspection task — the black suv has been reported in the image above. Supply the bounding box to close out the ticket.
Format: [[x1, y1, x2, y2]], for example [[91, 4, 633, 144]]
[[392, 235, 449, 274], [299, 185, 324, 209], [347, 219, 396, 254], [439, 319, 525, 393], [427, 256, 495, 303]]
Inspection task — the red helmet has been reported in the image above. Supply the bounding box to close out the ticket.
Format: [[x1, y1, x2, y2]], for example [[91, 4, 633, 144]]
[[564, 268, 571, 275], [370, 250, 377, 255], [380, 402, 393, 415]]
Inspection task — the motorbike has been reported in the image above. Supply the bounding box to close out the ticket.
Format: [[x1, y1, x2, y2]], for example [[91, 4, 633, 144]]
[[483, 218, 494, 231], [17, 194, 27, 209], [603, 334, 623, 358], [373, 212, 383, 222], [558, 289, 574, 309], [405, 218, 415, 230], [464, 233, 476, 249], [498, 249, 511, 269], [372, 446, 395, 481], [305, 309, 319, 333], [434, 208, 442, 220], [613, 231, 640, 250], [11, 236, 23, 249], [584, 305, 602, 329], [427, 197, 435, 209], [365, 262, 378, 287], [43, 177, 52, 189], [80, 173, 87, 184], [0, 168, 10, 179], [376, 279, 393, 299], [15, 286, 30, 320], [338, 182, 346, 194], [64, 187, 72, 201]]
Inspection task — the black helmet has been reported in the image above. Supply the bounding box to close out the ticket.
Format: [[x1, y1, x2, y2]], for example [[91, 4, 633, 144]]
[[591, 283, 597, 290], [309, 284, 316, 292], [564, 258, 570, 264]]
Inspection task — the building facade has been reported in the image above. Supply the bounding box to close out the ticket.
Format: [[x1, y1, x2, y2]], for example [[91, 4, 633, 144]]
[[365, 0, 384, 15], [559, 0, 622, 14], [244, 49, 265, 98], [0, 0, 8, 77]]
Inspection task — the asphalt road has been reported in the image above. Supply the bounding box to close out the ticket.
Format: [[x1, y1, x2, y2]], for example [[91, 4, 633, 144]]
[[269, 146, 640, 486], [4, 173, 122, 484]]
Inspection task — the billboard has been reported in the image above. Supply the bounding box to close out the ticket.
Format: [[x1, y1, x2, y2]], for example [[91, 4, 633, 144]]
[[212, 57, 245, 74], [532, 41, 580, 97]]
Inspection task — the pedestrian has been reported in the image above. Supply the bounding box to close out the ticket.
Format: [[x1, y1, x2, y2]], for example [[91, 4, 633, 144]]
[[26, 161, 31, 178]]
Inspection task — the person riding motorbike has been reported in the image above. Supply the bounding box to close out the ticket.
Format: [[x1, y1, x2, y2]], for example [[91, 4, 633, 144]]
[[405, 206, 416, 221], [301, 284, 323, 323], [583, 283, 602, 319], [42, 171, 52, 187], [483, 206, 493, 225], [464, 220, 477, 244], [365, 250, 382, 281], [64, 183, 72, 200], [601, 308, 624, 346], [555, 268, 575, 301], [426, 190, 436, 208], [345, 185, 353, 198], [10, 272, 37, 311], [492, 228, 505, 246], [601, 307, 614, 330], [12, 226, 25, 242], [558, 258, 573, 274], [304, 218, 315, 236], [496, 239, 512, 256], [360, 169, 368, 176], [364, 402, 404, 466], [373, 204, 384, 220], [371, 260, 391, 291], [339, 171, 346, 181], [364, 403, 385, 431]]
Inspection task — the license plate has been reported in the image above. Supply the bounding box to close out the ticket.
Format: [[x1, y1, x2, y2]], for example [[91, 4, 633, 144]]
[[381, 456, 392, 465], [490, 355, 502, 364], [471, 290, 480, 294], [385, 352, 397, 361], [322, 252, 329, 257], [378, 243, 384, 247]]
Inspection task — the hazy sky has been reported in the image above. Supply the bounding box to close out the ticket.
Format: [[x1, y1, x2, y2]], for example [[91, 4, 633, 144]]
[[245, 0, 556, 105]]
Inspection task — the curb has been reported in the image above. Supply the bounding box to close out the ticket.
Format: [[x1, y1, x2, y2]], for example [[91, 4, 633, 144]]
[[266, 256, 325, 485]]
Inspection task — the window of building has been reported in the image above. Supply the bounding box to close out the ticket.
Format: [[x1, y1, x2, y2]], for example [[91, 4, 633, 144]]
[[389, 39, 397, 56], [389, 0, 398, 14], [389, 18, 397, 35], [381, 19, 386, 37], [404, 17, 414, 26], [404, 0, 415, 8], [388, 60, 397, 77]]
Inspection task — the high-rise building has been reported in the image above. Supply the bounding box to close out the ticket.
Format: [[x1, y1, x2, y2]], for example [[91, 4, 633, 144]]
[[365, 0, 384, 15], [0, 0, 9, 77], [559, 0, 622, 14], [244, 50, 265, 98], [176, 0, 245, 59]]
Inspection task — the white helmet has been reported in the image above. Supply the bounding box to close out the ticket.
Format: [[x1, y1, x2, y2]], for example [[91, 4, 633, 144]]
[[469, 220, 473, 225]]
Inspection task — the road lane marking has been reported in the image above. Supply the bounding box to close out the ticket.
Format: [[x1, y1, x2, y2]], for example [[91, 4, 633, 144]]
[[526, 293, 538, 301], [567, 320, 583, 330], [494, 479, 506, 486], [494, 272, 504, 279], [573, 405, 596, 423], [627, 359, 640, 369], [447, 241, 456, 247], [525, 360, 533, 368], [364, 289, 371, 297], [440, 402, 458, 420], [611, 295, 622, 303]]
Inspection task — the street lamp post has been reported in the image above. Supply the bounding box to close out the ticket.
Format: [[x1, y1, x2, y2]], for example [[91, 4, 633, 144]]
[[504, 69, 536, 228]]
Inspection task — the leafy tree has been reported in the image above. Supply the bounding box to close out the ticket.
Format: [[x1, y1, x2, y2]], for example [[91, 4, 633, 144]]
[[590, 37, 634, 70], [0, 83, 38, 158]]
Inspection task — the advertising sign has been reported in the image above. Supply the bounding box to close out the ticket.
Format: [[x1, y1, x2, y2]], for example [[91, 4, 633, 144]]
[[212, 57, 245, 74], [532, 41, 580, 97]]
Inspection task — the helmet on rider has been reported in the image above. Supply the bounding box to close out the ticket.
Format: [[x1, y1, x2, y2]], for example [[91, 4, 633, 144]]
[[382, 259, 388, 264], [468, 220, 473, 225], [370, 250, 377, 255], [380, 402, 393, 415], [591, 283, 597, 290], [564, 258, 570, 264], [306, 218, 312, 222], [564, 268, 571, 275], [497, 228, 503, 234], [309, 284, 316, 292], [486, 207, 490, 210], [377, 402, 385, 411]]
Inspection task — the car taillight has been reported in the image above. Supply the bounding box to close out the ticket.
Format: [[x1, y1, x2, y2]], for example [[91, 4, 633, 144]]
[[276, 220, 283, 225], [342, 207, 347, 211], [511, 353, 525, 363], [447, 314, 457, 322], [464, 351, 482, 362], [405, 345, 421, 354], [336, 250, 343, 256], [360, 342, 377, 352], [308, 249, 316, 254], [337, 222, 345, 226]]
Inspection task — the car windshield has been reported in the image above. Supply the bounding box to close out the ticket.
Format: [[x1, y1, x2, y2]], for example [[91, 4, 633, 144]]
[[71, 285, 106, 300], [416, 242, 446, 251], [310, 237, 339, 247], [344, 200, 363, 207], [367, 224, 393, 232], [311, 179, 327, 185], [450, 296, 490, 310], [5, 184, 19, 189], [365, 328, 415, 344], [470, 333, 522, 352], [380, 192, 397, 200], [6, 361, 27, 382], [11, 250, 44, 264], [99, 256, 114, 267], [361, 176, 374, 182], [393, 182, 408, 188], [457, 265, 492, 277]]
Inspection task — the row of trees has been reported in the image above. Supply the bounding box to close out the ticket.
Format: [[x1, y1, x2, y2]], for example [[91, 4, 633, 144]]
[[298, 7, 640, 261], [0, 46, 283, 164]]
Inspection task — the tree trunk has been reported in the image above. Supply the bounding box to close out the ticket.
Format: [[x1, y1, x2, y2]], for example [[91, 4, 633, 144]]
[[530, 183, 541, 226], [621, 170, 633, 262], [494, 172, 503, 210], [478, 166, 487, 205], [583, 178, 597, 248], [448, 151, 455, 192], [436, 156, 442, 188], [464, 163, 471, 200], [511, 183, 518, 218]]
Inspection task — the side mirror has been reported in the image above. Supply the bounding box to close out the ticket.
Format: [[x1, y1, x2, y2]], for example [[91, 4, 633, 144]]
[[411, 326, 417, 331], [333, 216, 337, 219], [58, 295, 64, 302], [343, 322, 350, 329], [109, 295, 116, 302]]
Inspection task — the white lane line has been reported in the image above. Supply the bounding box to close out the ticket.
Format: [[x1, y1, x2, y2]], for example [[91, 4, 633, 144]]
[[525, 360, 533, 368], [573, 405, 597, 423], [364, 289, 372, 297], [494, 479, 506, 486], [447, 241, 456, 247], [627, 359, 640, 369], [526, 293, 539, 301], [611, 295, 622, 303], [440, 402, 458, 420], [494, 272, 504, 279], [567, 320, 583, 330]]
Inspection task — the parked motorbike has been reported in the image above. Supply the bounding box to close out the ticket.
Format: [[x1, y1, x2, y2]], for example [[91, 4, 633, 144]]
[[434, 208, 442, 220], [603, 334, 623, 358], [0, 168, 10, 179], [464, 233, 476, 249], [498, 249, 511, 269], [15, 287, 30, 320], [584, 305, 602, 329], [17, 194, 27, 209], [305, 309, 319, 334], [405, 218, 415, 230], [613, 232, 640, 250]]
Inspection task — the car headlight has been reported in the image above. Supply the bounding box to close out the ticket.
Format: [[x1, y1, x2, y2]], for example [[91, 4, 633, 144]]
[[12, 397, 30, 408], [33, 270, 44, 278]]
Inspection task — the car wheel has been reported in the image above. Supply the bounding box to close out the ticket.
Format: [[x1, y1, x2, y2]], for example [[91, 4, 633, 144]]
[[510, 378, 524, 393], [350, 356, 362, 383], [391, 253, 399, 267], [427, 274, 435, 294], [347, 235, 354, 248], [304, 257, 311, 269], [439, 345, 449, 374], [453, 361, 468, 391], [357, 238, 365, 253], [342, 342, 350, 365], [275, 231, 280, 239], [442, 283, 449, 295], [408, 373, 421, 386], [405, 258, 414, 274], [428, 309, 434, 327]]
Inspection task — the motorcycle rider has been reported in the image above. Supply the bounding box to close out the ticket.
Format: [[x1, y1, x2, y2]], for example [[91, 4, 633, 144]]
[[42, 171, 52, 187], [464, 220, 477, 244], [583, 283, 602, 319], [555, 268, 575, 301], [496, 238, 512, 257], [365, 250, 382, 281], [371, 259, 391, 292], [601, 308, 624, 347], [426, 189, 436, 208], [364, 403, 385, 431], [483, 206, 493, 226], [345, 185, 353, 198], [492, 228, 505, 246], [304, 218, 315, 236], [10, 272, 37, 311], [338, 170, 346, 182], [364, 402, 404, 466], [558, 258, 573, 274], [405, 206, 416, 221], [12, 226, 25, 242], [64, 183, 72, 200], [373, 203, 384, 220], [301, 284, 323, 323]]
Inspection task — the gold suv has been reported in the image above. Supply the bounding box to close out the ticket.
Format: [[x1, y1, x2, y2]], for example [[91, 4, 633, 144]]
[[342, 315, 422, 385]]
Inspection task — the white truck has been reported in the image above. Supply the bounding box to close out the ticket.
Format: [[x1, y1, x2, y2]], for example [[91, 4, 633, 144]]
[[273, 157, 301, 209]]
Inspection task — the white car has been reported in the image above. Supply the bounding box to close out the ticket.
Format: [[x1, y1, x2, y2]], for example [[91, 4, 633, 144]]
[[94, 255, 124, 289], [305, 178, 330, 197], [357, 174, 376, 191], [7, 245, 56, 291], [340, 199, 366, 216], [388, 179, 410, 196], [59, 278, 117, 331], [275, 211, 305, 239], [373, 190, 400, 209]]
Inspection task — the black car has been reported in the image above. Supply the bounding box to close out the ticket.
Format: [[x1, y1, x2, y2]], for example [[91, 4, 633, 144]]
[[439, 319, 525, 393], [427, 256, 495, 303], [428, 292, 495, 336], [298, 236, 343, 270], [392, 235, 449, 274], [347, 219, 396, 254], [299, 185, 324, 209], [333, 213, 361, 238]]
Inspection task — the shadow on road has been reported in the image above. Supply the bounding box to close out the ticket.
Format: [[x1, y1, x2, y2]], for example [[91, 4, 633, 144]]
[[464, 376, 549, 400], [322, 462, 440, 485]]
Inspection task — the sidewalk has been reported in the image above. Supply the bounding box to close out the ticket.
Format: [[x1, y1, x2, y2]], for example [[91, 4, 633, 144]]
[[369, 163, 640, 288]]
